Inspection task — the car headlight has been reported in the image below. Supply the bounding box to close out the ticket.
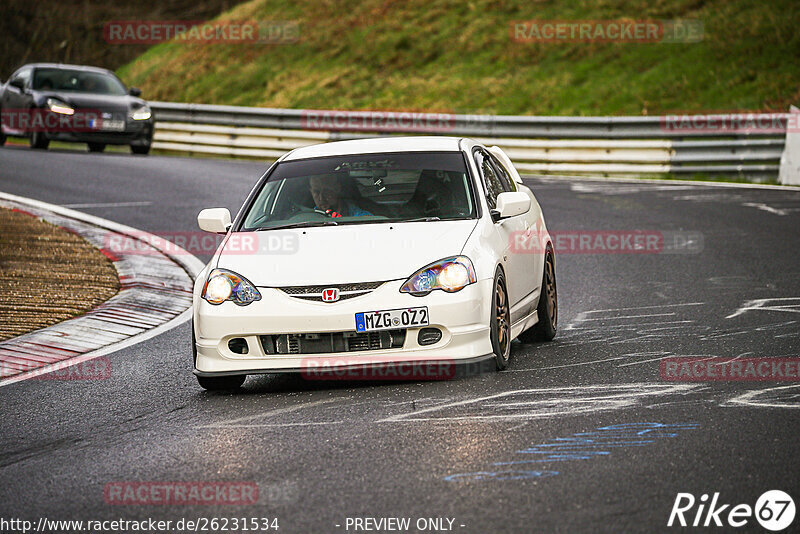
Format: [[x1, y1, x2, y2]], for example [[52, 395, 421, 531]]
[[202, 269, 261, 306], [400, 256, 477, 296], [46, 98, 74, 115], [130, 105, 151, 121]]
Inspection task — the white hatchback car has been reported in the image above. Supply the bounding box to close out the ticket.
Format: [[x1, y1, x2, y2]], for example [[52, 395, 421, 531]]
[[192, 137, 556, 390]]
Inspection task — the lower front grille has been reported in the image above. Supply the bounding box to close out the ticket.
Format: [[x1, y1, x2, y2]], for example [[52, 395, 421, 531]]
[[261, 330, 405, 355]]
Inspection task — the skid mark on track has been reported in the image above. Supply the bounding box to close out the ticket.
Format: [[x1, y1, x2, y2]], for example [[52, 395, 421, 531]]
[[508, 355, 630, 371], [377, 384, 699, 423], [564, 302, 704, 332], [741, 202, 800, 216], [195, 396, 458, 429], [727, 297, 800, 319], [726, 384, 800, 409], [197, 397, 346, 428]]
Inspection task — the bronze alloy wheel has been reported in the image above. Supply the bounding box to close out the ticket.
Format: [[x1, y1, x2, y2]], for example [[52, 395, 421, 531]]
[[544, 253, 557, 330], [518, 250, 558, 343], [492, 271, 512, 370]]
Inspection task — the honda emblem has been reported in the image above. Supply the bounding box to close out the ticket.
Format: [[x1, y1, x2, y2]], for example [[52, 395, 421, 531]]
[[321, 288, 339, 302]]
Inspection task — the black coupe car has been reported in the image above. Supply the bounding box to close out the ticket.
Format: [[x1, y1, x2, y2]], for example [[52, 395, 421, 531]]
[[0, 63, 153, 154]]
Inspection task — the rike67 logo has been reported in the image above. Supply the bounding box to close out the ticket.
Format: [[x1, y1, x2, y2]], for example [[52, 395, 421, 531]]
[[668, 490, 795, 531]]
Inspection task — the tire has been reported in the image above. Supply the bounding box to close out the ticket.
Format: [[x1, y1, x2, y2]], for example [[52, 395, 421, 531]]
[[192, 319, 197, 367], [490, 268, 512, 370], [88, 143, 106, 153], [519, 250, 557, 343], [197, 374, 246, 391], [0, 125, 6, 146], [30, 130, 49, 149], [130, 144, 151, 155]]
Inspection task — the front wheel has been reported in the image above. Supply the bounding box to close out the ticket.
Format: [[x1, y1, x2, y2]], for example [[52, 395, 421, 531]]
[[131, 144, 150, 155], [88, 143, 106, 153], [197, 375, 246, 391], [491, 269, 512, 370], [519, 250, 557, 343], [30, 130, 49, 149]]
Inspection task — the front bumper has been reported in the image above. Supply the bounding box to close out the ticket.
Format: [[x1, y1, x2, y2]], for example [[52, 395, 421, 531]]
[[44, 120, 153, 145], [194, 279, 495, 376]]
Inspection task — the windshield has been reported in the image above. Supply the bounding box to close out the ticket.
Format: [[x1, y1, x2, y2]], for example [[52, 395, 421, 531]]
[[32, 68, 127, 96], [240, 151, 476, 231]]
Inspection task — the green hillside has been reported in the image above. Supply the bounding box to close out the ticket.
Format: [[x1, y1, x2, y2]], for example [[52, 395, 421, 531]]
[[119, 0, 799, 115]]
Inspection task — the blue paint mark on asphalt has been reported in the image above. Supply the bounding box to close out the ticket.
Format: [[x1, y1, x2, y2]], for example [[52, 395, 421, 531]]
[[444, 422, 699, 482]]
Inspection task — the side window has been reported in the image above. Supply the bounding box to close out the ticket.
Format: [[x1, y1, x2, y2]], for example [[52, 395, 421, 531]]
[[490, 154, 517, 192], [10, 68, 31, 89], [474, 149, 504, 210]]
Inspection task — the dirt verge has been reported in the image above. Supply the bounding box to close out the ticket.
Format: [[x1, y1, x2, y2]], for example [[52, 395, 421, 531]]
[[0, 207, 120, 341]]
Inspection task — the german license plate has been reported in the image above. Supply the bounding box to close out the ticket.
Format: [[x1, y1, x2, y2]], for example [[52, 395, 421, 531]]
[[100, 119, 125, 131], [90, 119, 125, 131], [355, 307, 429, 332]]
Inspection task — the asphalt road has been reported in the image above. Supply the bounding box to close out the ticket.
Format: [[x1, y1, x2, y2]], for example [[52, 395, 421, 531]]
[[1, 145, 799, 534]]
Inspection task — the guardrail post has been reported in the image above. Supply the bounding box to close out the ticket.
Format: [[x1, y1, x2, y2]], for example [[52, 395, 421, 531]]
[[779, 106, 800, 185]]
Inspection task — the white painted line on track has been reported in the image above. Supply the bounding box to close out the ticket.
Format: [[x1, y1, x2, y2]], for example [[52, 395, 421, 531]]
[[62, 201, 153, 208]]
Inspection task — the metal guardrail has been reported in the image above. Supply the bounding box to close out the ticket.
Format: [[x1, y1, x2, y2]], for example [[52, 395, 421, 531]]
[[149, 102, 791, 180]]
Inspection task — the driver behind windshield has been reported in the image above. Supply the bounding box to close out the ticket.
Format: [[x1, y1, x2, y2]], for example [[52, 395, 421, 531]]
[[309, 175, 372, 217]]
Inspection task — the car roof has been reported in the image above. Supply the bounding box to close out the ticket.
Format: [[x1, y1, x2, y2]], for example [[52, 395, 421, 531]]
[[282, 136, 465, 161], [18, 63, 114, 75]]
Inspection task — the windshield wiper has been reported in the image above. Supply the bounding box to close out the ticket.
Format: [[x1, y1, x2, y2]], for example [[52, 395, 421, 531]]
[[395, 217, 442, 222], [255, 220, 338, 231]]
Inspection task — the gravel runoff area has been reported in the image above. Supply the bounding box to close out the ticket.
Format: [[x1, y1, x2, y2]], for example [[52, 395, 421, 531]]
[[0, 207, 120, 341]]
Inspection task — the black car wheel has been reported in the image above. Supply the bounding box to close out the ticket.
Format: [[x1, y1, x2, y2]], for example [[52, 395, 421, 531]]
[[519, 249, 558, 343], [30, 130, 49, 149], [131, 144, 151, 155], [491, 268, 512, 370], [88, 143, 106, 153]]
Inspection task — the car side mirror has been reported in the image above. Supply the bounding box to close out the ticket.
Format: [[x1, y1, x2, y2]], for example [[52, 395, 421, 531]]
[[491, 191, 531, 222], [128, 87, 142, 97], [9, 79, 25, 92], [198, 208, 231, 233]]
